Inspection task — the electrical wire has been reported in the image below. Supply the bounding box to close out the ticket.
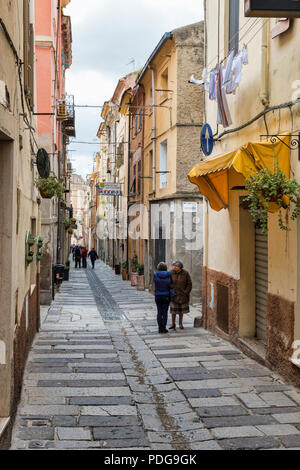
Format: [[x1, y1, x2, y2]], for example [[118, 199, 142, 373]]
[[205, 17, 262, 77]]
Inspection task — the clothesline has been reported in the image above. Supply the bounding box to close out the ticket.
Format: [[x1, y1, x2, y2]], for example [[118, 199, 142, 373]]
[[191, 19, 268, 129], [205, 17, 262, 77]]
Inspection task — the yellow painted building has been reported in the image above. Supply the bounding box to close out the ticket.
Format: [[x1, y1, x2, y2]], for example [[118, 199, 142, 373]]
[[137, 22, 205, 301]]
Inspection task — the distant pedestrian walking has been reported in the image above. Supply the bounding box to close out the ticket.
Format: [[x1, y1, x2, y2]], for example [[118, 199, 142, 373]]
[[88, 248, 98, 269], [81, 247, 88, 268], [169, 260, 192, 330], [74, 245, 82, 268], [153, 262, 172, 334], [71, 244, 76, 261]]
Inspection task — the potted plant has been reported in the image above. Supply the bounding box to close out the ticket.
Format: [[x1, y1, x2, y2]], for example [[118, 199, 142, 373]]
[[63, 217, 77, 231], [36, 236, 43, 262], [63, 260, 70, 281], [121, 260, 128, 281], [62, 219, 71, 230], [136, 263, 145, 291], [130, 254, 138, 286], [35, 176, 66, 200], [25, 231, 35, 265], [244, 163, 300, 234]]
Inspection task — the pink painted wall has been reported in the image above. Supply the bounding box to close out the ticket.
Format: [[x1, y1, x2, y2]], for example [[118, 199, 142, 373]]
[[35, 0, 52, 36], [35, 45, 53, 141], [35, 0, 65, 153]]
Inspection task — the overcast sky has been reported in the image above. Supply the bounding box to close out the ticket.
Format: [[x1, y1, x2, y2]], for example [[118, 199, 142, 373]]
[[63, 0, 204, 178]]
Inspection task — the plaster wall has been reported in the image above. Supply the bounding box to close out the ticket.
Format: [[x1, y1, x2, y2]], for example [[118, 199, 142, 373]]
[[203, 0, 300, 380], [0, 0, 40, 423]]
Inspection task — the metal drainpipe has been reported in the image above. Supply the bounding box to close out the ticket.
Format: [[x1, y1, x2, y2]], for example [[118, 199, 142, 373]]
[[260, 19, 270, 108], [150, 67, 156, 194], [57, 150, 61, 264], [203, 0, 209, 269], [126, 104, 131, 270]]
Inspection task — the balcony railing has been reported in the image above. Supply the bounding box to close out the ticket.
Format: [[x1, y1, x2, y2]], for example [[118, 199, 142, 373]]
[[57, 94, 76, 137]]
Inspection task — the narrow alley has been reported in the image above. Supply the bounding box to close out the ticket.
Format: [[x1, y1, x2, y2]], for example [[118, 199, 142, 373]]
[[10, 260, 300, 451]]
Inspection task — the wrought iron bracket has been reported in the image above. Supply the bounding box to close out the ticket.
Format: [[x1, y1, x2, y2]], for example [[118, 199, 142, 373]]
[[260, 133, 300, 160]]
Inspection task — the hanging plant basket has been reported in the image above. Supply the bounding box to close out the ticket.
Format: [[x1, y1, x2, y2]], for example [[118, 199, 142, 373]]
[[244, 163, 300, 234], [38, 188, 54, 199], [35, 176, 66, 200], [131, 254, 138, 273], [62, 217, 77, 231]]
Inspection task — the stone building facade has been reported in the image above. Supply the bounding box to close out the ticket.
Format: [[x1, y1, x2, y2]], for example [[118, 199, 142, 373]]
[[35, 0, 74, 304], [189, 0, 300, 386]]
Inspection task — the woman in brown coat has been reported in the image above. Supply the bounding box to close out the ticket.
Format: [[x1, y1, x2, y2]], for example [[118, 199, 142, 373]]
[[169, 260, 192, 330]]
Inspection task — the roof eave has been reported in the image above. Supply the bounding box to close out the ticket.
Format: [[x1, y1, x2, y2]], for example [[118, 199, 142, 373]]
[[137, 32, 172, 84]]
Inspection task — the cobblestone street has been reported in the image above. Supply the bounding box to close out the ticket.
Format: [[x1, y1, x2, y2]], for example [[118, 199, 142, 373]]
[[10, 261, 300, 450]]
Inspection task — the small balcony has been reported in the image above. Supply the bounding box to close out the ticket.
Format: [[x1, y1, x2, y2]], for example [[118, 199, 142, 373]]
[[57, 94, 76, 137]]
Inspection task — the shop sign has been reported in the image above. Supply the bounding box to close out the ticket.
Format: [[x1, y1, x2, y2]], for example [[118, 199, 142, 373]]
[[97, 183, 122, 195], [182, 202, 198, 213]]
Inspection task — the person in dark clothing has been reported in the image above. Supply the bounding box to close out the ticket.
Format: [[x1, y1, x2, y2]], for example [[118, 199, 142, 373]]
[[74, 245, 82, 268], [81, 247, 88, 268], [71, 244, 76, 261], [153, 262, 172, 334], [169, 260, 192, 330], [88, 248, 98, 269]]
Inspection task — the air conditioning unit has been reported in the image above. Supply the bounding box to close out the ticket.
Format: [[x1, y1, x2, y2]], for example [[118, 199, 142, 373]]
[[245, 0, 300, 17]]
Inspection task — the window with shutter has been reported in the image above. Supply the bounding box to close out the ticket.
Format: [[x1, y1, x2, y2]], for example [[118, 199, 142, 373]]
[[137, 160, 141, 194], [229, 0, 240, 55], [159, 140, 168, 189], [160, 68, 168, 101], [23, 0, 30, 93], [28, 23, 34, 110]]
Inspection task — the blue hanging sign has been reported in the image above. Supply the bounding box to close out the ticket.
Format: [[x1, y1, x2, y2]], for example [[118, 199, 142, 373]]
[[201, 124, 214, 156]]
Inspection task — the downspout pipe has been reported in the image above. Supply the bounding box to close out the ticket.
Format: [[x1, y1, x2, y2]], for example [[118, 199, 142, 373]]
[[203, 0, 209, 269], [260, 19, 270, 108], [126, 102, 131, 269]]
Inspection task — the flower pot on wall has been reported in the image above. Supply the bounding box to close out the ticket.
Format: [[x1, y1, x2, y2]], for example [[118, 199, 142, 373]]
[[130, 272, 138, 286], [122, 269, 128, 281], [136, 275, 145, 291], [38, 188, 54, 199]]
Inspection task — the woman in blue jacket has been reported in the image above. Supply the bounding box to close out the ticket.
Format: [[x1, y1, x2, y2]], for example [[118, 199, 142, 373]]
[[153, 262, 172, 334]]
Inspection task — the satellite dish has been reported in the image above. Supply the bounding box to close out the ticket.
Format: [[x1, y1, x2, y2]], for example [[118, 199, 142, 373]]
[[36, 148, 50, 178]]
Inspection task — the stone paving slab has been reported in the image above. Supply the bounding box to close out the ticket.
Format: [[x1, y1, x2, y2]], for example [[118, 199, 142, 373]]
[[195, 406, 250, 417], [256, 424, 300, 436], [147, 429, 212, 443], [80, 405, 138, 416], [272, 412, 300, 424], [218, 436, 281, 450], [188, 397, 239, 408], [137, 402, 192, 416], [92, 426, 145, 440], [24, 386, 131, 397], [202, 415, 276, 428], [211, 426, 264, 439], [141, 413, 204, 432], [57, 427, 91, 440]]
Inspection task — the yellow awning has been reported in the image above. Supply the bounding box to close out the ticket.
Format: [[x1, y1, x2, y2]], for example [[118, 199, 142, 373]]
[[188, 135, 291, 212]]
